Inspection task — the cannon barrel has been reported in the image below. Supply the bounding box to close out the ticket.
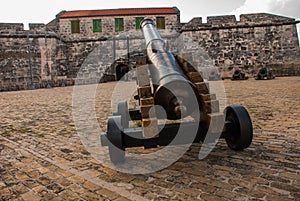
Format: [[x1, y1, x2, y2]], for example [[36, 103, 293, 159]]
[[140, 18, 198, 120], [102, 18, 253, 164]]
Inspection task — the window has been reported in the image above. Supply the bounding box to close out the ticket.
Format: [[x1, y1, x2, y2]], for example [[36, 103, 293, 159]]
[[115, 18, 124, 32], [71, 20, 80, 34], [156, 17, 165, 29], [93, 19, 102, 32], [135, 17, 144, 30]]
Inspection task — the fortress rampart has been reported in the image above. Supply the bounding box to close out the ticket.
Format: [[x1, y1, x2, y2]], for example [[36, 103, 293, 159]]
[[0, 11, 299, 91]]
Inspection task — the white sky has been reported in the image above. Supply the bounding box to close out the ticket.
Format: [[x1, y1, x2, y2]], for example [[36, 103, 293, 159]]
[[0, 0, 299, 40]]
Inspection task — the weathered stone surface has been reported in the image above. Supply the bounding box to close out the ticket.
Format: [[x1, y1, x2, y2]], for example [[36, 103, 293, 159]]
[[21, 191, 41, 201], [59, 14, 180, 40], [0, 77, 299, 200], [0, 11, 300, 91], [181, 13, 300, 77]]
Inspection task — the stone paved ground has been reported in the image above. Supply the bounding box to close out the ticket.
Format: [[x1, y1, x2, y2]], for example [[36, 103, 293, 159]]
[[0, 77, 299, 201]]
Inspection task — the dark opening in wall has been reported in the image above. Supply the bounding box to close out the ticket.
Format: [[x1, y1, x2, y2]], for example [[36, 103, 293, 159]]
[[156, 17, 165, 29], [116, 64, 129, 80], [71, 20, 80, 34]]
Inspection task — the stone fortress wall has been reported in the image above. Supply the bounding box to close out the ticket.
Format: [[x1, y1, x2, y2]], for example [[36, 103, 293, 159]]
[[0, 23, 71, 91], [181, 13, 300, 77], [0, 10, 299, 91], [59, 15, 180, 40]]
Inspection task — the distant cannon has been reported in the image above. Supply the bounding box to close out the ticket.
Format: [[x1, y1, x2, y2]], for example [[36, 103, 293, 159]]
[[101, 19, 253, 164], [255, 68, 275, 80], [231, 69, 249, 80]]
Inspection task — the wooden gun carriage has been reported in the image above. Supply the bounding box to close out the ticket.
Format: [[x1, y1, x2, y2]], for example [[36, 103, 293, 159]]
[[101, 19, 253, 164]]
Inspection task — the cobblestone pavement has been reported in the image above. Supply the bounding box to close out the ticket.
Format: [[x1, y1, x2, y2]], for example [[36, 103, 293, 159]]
[[0, 77, 299, 201]]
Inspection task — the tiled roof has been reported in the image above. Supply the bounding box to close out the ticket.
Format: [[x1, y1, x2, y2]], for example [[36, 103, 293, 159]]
[[59, 7, 178, 18]]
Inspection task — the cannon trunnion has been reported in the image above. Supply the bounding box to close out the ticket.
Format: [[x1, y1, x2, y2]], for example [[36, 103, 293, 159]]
[[101, 19, 253, 164]]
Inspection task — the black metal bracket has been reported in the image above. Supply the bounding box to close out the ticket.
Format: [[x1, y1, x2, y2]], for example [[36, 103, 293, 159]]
[[101, 121, 232, 150]]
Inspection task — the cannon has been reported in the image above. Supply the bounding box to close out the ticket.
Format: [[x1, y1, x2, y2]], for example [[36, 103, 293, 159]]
[[101, 19, 253, 164], [231, 69, 249, 80], [255, 68, 275, 80]]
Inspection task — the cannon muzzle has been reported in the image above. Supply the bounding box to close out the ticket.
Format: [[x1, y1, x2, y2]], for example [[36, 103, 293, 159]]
[[140, 19, 198, 120]]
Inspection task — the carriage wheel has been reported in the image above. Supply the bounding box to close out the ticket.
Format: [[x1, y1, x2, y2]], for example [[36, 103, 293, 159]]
[[225, 105, 253, 150], [117, 101, 129, 128], [107, 116, 125, 164]]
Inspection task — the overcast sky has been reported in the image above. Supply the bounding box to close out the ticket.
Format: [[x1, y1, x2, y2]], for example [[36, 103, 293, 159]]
[[0, 0, 299, 38]]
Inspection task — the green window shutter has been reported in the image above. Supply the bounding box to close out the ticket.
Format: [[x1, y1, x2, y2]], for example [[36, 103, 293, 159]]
[[156, 17, 165, 29], [71, 20, 80, 34], [93, 19, 102, 32], [115, 18, 124, 32], [135, 17, 144, 30]]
